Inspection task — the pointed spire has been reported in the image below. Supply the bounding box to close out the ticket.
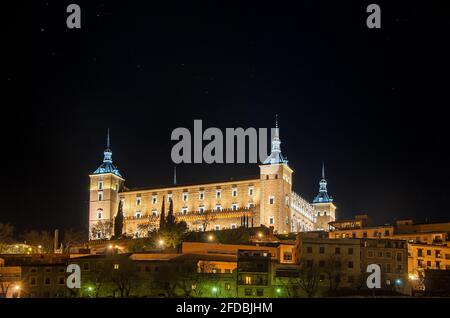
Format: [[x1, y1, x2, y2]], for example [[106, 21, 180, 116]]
[[107, 128, 110, 149], [93, 130, 122, 177], [173, 166, 177, 185], [313, 162, 333, 203], [322, 161, 325, 179], [263, 114, 288, 165]]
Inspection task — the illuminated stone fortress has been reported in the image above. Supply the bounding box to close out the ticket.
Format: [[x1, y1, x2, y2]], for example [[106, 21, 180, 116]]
[[88, 125, 336, 240]]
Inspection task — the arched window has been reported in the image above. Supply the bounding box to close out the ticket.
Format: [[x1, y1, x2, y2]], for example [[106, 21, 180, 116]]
[[97, 209, 103, 219]]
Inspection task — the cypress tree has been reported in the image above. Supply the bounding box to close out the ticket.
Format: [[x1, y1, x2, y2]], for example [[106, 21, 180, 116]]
[[167, 197, 175, 227], [159, 196, 166, 229], [114, 200, 124, 238]]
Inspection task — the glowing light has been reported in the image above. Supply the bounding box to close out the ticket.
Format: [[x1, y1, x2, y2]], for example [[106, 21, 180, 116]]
[[408, 274, 418, 281], [108, 244, 113, 249], [158, 239, 164, 247], [212, 287, 218, 293], [38, 245, 42, 249], [87, 286, 93, 292], [208, 235, 214, 241], [395, 279, 402, 285], [14, 285, 21, 291], [276, 288, 281, 293], [257, 232, 263, 238]]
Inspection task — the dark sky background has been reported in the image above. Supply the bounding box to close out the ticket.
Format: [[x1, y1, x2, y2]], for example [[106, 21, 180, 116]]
[[3, 1, 449, 235]]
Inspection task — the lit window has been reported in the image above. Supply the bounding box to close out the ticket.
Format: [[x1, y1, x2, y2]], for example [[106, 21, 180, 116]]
[[232, 188, 237, 197], [114, 264, 120, 270], [98, 191, 103, 201], [248, 186, 254, 196], [199, 191, 205, 200], [285, 216, 289, 225], [225, 283, 231, 290], [97, 209, 103, 219], [269, 196, 274, 205], [197, 225, 204, 231], [96, 231, 102, 239], [285, 195, 289, 206], [98, 180, 103, 190], [182, 192, 188, 202], [269, 216, 274, 225], [245, 276, 252, 284], [216, 189, 221, 198], [167, 193, 172, 202], [152, 195, 157, 204]]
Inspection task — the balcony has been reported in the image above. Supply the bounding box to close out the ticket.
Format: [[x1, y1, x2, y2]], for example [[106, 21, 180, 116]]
[[124, 206, 257, 222]]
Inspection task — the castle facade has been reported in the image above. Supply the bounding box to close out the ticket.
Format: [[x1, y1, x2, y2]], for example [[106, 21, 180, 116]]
[[88, 125, 336, 239]]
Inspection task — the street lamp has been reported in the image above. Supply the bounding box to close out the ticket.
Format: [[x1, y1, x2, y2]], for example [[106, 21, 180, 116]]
[[208, 235, 214, 242], [212, 286, 218, 297], [158, 239, 164, 248]]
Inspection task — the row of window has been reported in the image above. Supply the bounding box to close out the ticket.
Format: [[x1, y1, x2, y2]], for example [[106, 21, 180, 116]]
[[367, 251, 403, 261], [29, 276, 65, 286], [306, 246, 355, 255], [335, 230, 391, 239], [417, 259, 450, 270], [416, 248, 449, 259], [128, 187, 256, 205], [97, 180, 120, 190], [305, 259, 355, 269]]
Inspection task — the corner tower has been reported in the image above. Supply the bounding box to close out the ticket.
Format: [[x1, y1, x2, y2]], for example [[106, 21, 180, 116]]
[[89, 131, 125, 240], [259, 117, 293, 234], [312, 163, 336, 230]]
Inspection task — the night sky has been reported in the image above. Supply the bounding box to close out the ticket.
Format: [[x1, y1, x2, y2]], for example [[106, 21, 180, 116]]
[[3, 1, 449, 234]]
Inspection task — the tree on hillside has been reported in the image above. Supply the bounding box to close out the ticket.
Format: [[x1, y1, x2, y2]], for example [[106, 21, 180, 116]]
[[322, 254, 348, 295], [200, 210, 216, 232], [0, 223, 14, 253], [297, 263, 321, 298], [62, 228, 86, 252], [22, 230, 53, 253], [108, 258, 137, 297], [90, 220, 112, 240]]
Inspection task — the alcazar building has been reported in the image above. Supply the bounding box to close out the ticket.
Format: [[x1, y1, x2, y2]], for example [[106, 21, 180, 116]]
[[88, 124, 336, 240]]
